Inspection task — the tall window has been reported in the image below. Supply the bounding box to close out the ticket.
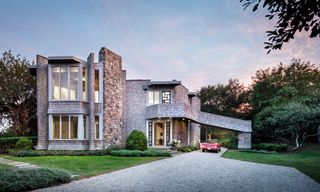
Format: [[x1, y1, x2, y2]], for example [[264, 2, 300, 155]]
[[82, 67, 87, 101], [148, 91, 160, 105], [162, 91, 171, 103], [70, 67, 78, 100], [52, 115, 79, 140], [51, 66, 79, 100], [95, 116, 100, 139], [95, 70, 100, 103]]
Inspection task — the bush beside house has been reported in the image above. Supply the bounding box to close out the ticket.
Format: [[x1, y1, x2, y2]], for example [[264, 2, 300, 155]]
[[125, 130, 147, 151], [0, 137, 36, 153]]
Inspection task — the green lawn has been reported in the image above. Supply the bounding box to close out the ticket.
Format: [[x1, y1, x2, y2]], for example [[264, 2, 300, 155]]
[[222, 145, 320, 183], [5, 156, 165, 178], [0, 163, 13, 169]]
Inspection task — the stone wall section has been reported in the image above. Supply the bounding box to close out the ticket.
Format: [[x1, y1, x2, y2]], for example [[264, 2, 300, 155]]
[[238, 132, 252, 149], [121, 70, 127, 146], [99, 47, 123, 149], [87, 53, 96, 150], [36, 55, 48, 150]]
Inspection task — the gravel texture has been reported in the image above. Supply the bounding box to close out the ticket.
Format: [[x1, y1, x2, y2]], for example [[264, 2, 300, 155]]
[[36, 149, 320, 192]]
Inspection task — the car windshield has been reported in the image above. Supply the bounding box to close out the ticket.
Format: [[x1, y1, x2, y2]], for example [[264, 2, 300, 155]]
[[206, 139, 218, 143]]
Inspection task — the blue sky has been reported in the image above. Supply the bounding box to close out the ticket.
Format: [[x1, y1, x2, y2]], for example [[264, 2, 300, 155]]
[[0, 0, 319, 91]]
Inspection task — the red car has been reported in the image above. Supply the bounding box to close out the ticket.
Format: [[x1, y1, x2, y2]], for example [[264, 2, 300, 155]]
[[200, 140, 221, 153]]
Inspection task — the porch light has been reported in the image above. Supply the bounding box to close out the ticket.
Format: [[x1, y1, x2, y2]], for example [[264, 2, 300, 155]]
[[182, 118, 185, 121]]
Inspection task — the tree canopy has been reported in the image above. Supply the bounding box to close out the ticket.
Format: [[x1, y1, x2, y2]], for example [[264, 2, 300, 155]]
[[241, 0, 320, 53], [0, 51, 36, 136]]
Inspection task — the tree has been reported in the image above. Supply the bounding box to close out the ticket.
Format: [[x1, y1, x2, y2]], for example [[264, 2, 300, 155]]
[[241, 0, 320, 53], [256, 94, 320, 149], [0, 51, 36, 136], [197, 79, 251, 119], [251, 59, 320, 114]]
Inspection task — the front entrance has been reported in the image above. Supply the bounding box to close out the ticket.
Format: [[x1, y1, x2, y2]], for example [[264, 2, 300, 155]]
[[147, 120, 171, 147], [154, 122, 165, 146]]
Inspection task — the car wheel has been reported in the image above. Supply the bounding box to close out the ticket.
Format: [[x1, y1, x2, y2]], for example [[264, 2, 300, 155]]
[[202, 149, 205, 152]]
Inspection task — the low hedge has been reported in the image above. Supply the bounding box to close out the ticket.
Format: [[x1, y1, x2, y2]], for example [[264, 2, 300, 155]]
[[9, 149, 171, 157], [0, 167, 71, 192], [0, 136, 37, 153], [177, 145, 198, 152], [221, 136, 238, 149], [9, 149, 112, 157], [252, 143, 288, 152], [110, 150, 171, 157]]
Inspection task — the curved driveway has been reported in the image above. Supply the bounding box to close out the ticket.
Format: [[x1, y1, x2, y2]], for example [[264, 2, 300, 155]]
[[37, 150, 320, 192]]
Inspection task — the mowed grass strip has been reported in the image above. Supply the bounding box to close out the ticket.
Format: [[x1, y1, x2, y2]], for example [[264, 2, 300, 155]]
[[222, 145, 320, 183], [6, 156, 165, 178]]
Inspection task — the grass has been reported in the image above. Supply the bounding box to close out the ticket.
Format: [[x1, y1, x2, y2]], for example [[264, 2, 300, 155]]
[[0, 163, 12, 169], [222, 144, 320, 183], [5, 155, 165, 178]]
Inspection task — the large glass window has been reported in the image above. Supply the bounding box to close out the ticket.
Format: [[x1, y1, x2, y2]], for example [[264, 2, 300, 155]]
[[148, 91, 160, 105], [95, 116, 100, 139], [70, 116, 78, 139], [53, 116, 60, 139], [61, 116, 69, 139], [162, 91, 171, 103], [95, 70, 100, 103], [70, 67, 78, 100], [51, 66, 79, 100], [52, 115, 79, 140], [52, 67, 60, 100]]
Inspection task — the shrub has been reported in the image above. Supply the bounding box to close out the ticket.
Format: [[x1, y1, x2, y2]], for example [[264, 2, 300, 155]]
[[221, 135, 238, 149], [0, 137, 36, 153], [110, 149, 171, 157], [0, 167, 71, 192], [177, 145, 198, 152], [15, 138, 33, 151], [9, 149, 112, 157], [252, 143, 288, 152], [125, 130, 147, 151]]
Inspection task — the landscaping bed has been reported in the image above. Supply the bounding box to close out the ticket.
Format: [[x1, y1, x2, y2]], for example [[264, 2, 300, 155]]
[[0, 167, 71, 192], [222, 144, 320, 183]]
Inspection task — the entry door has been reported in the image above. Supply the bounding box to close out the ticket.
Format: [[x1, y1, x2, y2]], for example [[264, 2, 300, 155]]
[[154, 122, 165, 146]]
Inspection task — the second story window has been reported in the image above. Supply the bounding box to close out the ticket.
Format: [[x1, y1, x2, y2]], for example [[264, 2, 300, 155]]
[[51, 66, 79, 100], [148, 91, 160, 105], [95, 70, 100, 103], [162, 91, 171, 103]]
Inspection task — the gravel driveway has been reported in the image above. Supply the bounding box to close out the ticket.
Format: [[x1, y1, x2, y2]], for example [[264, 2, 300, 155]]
[[37, 149, 320, 192]]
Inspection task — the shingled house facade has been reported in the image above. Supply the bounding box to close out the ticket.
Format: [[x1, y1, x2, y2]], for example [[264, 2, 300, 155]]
[[35, 47, 252, 150]]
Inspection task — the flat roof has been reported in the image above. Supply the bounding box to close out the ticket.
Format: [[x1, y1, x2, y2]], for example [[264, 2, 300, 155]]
[[143, 80, 181, 89], [48, 56, 86, 64]]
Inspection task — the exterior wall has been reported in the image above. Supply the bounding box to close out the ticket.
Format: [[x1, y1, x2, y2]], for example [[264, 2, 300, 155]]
[[172, 119, 188, 146], [190, 123, 200, 145], [36, 55, 48, 150], [88, 53, 96, 150], [238, 132, 251, 149], [173, 85, 189, 106], [99, 47, 124, 149], [125, 80, 149, 135], [48, 101, 89, 114], [121, 70, 127, 146]]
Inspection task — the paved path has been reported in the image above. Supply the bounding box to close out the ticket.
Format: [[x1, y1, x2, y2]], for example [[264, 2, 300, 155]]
[[0, 157, 38, 169], [36, 150, 320, 192]]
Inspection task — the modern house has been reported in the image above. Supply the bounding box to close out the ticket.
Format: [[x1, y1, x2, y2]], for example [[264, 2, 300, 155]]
[[34, 47, 252, 150]]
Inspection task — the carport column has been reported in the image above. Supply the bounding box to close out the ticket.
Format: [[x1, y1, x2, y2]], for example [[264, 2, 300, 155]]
[[237, 132, 251, 149], [88, 53, 96, 150]]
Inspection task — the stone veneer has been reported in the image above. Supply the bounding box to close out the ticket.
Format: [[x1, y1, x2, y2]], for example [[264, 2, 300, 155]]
[[99, 47, 124, 149], [36, 55, 48, 150]]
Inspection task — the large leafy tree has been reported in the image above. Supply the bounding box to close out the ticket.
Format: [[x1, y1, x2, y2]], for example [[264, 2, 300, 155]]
[[0, 51, 36, 136], [251, 59, 320, 144], [251, 59, 320, 114], [197, 79, 251, 119], [241, 0, 320, 53]]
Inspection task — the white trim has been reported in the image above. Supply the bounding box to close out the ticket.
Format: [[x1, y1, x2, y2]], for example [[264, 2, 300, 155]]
[[48, 65, 52, 101], [187, 122, 190, 145], [164, 122, 167, 147], [170, 119, 173, 142], [99, 113, 103, 140], [99, 67, 103, 104], [78, 115, 84, 140], [152, 121, 155, 147]]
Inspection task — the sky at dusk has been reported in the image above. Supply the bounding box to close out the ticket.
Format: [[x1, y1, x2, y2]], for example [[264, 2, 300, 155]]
[[0, 0, 319, 91]]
